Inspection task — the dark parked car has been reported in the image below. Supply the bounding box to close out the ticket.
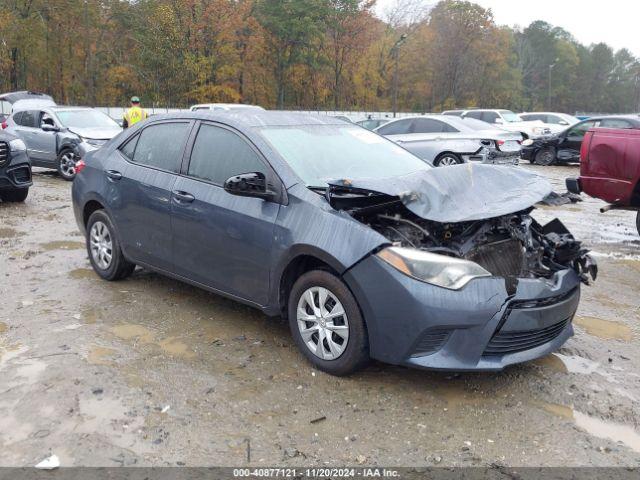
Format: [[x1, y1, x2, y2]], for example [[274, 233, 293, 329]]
[[522, 116, 640, 166], [0, 130, 32, 202], [567, 124, 640, 235], [72, 112, 596, 375]]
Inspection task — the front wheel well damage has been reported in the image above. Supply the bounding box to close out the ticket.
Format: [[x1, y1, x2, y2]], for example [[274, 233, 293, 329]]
[[279, 255, 339, 318]]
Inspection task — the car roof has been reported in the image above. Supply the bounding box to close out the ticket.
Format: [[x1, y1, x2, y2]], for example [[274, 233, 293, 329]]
[[147, 111, 348, 128], [0, 91, 54, 104], [191, 103, 264, 110]]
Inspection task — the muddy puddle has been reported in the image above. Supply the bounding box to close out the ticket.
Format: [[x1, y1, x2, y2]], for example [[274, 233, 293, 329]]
[[87, 345, 117, 366], [574, 316, 633, 341], [69, 268, 95, 279], [541, 402, 640, 453], [39, 241, 84, 251], [0, 227, 21, 238], [0, 322, 7, 335]]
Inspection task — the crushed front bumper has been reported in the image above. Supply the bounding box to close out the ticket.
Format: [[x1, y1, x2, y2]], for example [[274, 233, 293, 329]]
[[466, 148, 520, 166], [344, 256, 581, 371]]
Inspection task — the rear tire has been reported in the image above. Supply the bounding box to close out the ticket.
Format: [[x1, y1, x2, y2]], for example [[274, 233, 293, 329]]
[[288, 270, 369, 376], [57, 148, 77, 181], [636, 212, 640, 237], [1, 188, 29, 202], [534, 147, 556, 166], [86, 210, 135, 281], [434, 153, 462, 167]]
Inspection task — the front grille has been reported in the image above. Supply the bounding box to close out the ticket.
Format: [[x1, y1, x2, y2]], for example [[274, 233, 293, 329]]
[[0, 141, 8, 166], [483, 318, 569, 356], [11, 166, 31, 184], [411, 329, 451, 357], [467, 239, 524, 277]]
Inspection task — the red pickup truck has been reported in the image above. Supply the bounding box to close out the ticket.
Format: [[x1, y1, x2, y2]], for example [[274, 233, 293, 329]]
[[566, 121, 640, 235]]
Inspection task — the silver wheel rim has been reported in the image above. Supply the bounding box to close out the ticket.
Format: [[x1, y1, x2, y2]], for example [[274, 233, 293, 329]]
[[438, 156, 458, 166], [60, 152, 76, 177], [538, 150, 554, 164], [90, 221, 113, 270], [297, 286, 349, 361]]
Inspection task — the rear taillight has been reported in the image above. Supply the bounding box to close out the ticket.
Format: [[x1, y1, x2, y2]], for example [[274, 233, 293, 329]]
[[75, 159, 86, 174], [1, 121, 7, 129]]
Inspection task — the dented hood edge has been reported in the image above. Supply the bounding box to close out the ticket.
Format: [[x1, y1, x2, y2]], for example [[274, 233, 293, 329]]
[[328, 163, 552, 223]]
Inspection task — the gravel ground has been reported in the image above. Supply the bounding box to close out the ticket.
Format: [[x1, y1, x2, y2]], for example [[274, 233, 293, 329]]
[[0, 164, 639, 468]]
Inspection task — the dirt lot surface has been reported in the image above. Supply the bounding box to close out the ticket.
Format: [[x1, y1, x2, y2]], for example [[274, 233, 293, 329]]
[[0, 164, 639, 468]]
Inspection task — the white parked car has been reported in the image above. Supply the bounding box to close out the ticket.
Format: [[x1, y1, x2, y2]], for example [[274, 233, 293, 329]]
[[374, 115, 522, 166], [518, 112, 580, 134], [189, 103, 264, 112], [460, 109, 551, 139]]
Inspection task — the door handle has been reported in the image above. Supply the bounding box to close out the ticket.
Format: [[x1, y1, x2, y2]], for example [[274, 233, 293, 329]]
[[105, 170, 122, 181], [173, 190, 195, 203]]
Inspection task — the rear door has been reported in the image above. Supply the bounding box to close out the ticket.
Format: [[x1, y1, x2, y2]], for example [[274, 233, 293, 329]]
[[113, 121, 192, 271], [12, 110, 43, 160], [171, 122, 280, 305]]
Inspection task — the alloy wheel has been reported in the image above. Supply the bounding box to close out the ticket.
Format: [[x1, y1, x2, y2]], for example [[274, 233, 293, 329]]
[[60, 152, 76, 177], [90, 221, 113, 270], [296, 286, 349, 360], [438, 155, 459, 166]]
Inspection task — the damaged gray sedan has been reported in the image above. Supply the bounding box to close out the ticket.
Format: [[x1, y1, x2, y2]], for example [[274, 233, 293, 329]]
[[72, 112, 596, 376]]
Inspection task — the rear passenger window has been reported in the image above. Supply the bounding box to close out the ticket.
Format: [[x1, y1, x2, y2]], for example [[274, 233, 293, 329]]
[[411, 118, 447, 133], [131, 123, 190, 172], [464, 111, 483, 120], [119, 134, 139, 160], [482, 112, 499, 123], [599, 119, 632, 129], [188, 124, 265, 185], [17, 110, 38, 127], [376, 119, 413, 135]]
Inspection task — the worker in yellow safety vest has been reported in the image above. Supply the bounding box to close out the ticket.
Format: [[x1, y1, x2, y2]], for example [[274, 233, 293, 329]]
[[122, 96, 148, 128]]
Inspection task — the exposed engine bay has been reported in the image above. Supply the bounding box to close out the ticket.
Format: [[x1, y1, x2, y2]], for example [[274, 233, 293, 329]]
[[326, 186, 597, 288]]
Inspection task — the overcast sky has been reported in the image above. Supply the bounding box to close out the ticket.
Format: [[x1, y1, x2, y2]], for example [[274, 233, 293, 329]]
[[376, 0, 640, 56]]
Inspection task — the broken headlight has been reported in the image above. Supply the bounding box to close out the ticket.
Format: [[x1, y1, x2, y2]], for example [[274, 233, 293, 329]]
[[376, 246, 491, 290]]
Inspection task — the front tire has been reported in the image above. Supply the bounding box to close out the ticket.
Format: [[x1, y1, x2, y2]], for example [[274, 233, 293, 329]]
[[636, 212, 640, 237], [57, 149, 77, 181], [288, 270, 369, 376], [86, 210, 135, 281], [434, 153, 462, 167], [534, 147, 556, 166], [1, 188, 29, 202]]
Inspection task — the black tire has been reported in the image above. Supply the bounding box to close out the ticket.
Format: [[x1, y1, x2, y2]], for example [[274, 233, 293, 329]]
[[288, 270, 369, 376], [636, 212, 640, 237], [57, 148, 77, 181], [534, 147, 556, 166], [86, 209, 135, 281], [1, 188, 29, 202], [433, 152, 463, 167]]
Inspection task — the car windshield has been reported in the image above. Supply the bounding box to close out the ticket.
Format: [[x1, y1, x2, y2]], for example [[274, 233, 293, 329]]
[[259, 124, 429, 187], [499, 110, 522, 122], [55, 109, 119, 129]]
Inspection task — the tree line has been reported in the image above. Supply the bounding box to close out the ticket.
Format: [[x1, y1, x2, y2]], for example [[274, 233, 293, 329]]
[[2, 0, 639, 114]]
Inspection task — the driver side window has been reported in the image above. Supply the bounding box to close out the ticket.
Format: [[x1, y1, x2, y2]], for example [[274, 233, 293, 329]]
[[568, 121, 595, 138], [40, 112, 55, 128], [187, 124, 266, 186]]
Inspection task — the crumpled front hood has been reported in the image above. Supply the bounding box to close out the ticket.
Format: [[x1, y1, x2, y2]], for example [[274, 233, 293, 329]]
[[68, 126, 122, 140], [328, 163, 552, 223]]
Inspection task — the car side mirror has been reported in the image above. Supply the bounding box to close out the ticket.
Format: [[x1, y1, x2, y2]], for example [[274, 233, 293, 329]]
[[42, 124, 59, 132], [224, 172, 275, 201], [494, 118, 504, 124]]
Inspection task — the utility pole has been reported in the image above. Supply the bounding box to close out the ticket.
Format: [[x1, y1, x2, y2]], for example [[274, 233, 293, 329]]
[[547, 63, 555, 111], [391, 34, 408, 118]]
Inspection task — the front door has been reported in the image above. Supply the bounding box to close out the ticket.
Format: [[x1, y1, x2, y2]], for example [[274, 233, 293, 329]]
[[171, 122, 280, 305]]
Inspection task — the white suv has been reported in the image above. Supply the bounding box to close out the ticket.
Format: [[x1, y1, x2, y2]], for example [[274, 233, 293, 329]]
[[461, 109, 551, 139]]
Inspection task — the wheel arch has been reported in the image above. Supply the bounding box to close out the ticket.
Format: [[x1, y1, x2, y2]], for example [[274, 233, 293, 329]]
[[276, 249, 345, 318]]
